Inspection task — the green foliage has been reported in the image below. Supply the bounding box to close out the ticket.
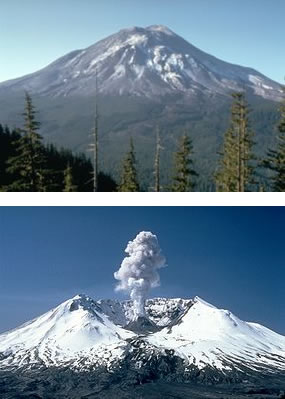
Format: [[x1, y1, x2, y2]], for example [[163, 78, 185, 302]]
[[0, 124, 117, 192], [0, 125, 21, 188], [171, 133, 197, 192], [215, 128, 237, 191], [0, 91, 279, 191], [0, 91, 283, 192], [263, 85, 285, 191], [44, 144, 93, 192], [98, 172, 118, 192], [118, 138, 140, 192], [215, 92, 256, 192], [6, 93, 48, 191]]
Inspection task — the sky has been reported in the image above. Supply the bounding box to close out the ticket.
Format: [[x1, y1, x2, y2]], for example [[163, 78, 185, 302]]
[[0, 206, 283, 335], [0, 0, 284, 84]]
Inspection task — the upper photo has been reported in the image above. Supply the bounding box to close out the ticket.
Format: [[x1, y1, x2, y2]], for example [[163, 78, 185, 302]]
[[0, 0, 284, 192]]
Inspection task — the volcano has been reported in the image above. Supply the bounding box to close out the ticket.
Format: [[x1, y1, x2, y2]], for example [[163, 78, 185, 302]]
[[0, 25, 282, 100], [0, 26, 282, 190], [125, 315, 161, 334], [0, 295, 284, 398]]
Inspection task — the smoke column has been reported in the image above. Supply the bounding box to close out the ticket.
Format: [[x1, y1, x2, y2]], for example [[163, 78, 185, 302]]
[[114, 231, 166, 318]]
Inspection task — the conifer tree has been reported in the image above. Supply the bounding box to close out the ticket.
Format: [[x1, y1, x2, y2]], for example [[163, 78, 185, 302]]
[[63, 164, 77, 192], [263, 85, 285, 191], [171, 133, 197, 192], [215, 92, 255, 192], [118, 138, 139, 192], [154, 127, 161, 192], [6, 92, 47, 191]]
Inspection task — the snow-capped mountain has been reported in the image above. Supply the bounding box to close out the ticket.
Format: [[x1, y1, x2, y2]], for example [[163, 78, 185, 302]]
[[0, 295, 134, 368], [1, 295, 284, 398], [0, 25, 282, 100], [0, 25, 282, 192], [0, 294, 284, 375], [147, 297, 285, 372]]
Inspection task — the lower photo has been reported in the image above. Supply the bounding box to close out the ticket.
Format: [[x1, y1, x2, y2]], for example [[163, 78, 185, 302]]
[[0, 207, 284, 399]]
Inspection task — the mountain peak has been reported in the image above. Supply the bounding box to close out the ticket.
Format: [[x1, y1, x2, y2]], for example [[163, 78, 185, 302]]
[[119, 25, 174, 36], [71, 293, 89, 301], [0, 295, 285, 378], [119, 26, 146, 35], [68, 293, 96, 312], [0, 25, 281, 100], [1, 295, 285, 397], [146, 25, 175, 35], [193, 296, 217, 308]]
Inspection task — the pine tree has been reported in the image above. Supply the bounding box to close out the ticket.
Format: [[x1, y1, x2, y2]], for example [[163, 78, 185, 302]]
[[154, 127, 161, 192], [215, 92, 255, 192], [97, 172, 118, 192], [118, 138, 140, 192], [6, 92, 47, 191], [171, 133, 197, 192], [63, 164, 77, 192], [263, 84, 285, 191], [0, 125, 20, 189], [215, 128, 237, 191]]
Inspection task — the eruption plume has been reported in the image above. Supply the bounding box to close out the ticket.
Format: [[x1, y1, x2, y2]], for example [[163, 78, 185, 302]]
[[114, 231, 166, 318]]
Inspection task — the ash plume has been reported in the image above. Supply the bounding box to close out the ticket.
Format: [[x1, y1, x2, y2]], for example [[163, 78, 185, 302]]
[[114, 231, 166, 318]]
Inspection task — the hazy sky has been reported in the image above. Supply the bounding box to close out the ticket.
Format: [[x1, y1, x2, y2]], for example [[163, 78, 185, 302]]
[[0, 207, 283, 335], [0, 0, 284, 83]]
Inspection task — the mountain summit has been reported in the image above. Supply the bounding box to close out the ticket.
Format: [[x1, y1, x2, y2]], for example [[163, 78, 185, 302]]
[[1, 295, 284, 398], [0, 295, 284, 371], [0, 25, 281, 100]]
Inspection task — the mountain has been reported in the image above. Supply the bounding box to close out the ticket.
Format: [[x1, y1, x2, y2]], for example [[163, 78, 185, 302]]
[[148, 297, 285, 371], [0, 25, 282, 100], [0, 26, 282, 190], [125, 315, 160, 333], [0, 295, 284, 398], [0, 294, 134, 367]]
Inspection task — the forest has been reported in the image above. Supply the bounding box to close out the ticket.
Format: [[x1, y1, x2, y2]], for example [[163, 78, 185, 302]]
[[0, 90, 284, 192]]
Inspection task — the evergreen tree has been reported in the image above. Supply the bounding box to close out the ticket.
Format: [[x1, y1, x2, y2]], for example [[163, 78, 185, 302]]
[[1, 121, 99, 192], [0, 125, 21, 189], [6, 93, 47, 191], [215, 128, 237, 191], [118, 138, 140, 192], [263, 85, 285, 191], [171, 133, 197, 192], [42, 144, 93, 192], [154, 127, 161, 192], [215, 92, 255, 192], [97, 172, 117, 192], [63, 164, 77, 192]]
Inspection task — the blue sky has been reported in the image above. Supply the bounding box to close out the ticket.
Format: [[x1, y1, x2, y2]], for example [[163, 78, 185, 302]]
[[0, 0, 284, 83], [0, 207, 283, 335]]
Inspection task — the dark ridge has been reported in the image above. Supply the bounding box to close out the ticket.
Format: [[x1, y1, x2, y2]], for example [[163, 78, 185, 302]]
[[125, 315, 161, 334]]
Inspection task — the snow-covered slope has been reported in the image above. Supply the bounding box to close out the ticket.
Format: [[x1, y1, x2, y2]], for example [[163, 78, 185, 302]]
[[0, 294, 284, 376], [0, 25, 281, 100], [147, 296, 285, 371], [0, 294, 134, 367]]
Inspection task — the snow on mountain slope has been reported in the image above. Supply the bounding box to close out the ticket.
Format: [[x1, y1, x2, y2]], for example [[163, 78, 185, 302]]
[[0, 295, 284, 375], [147, 296, 285, 371], [0, 25, 282, 100], [0, 294, 134, 367]]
